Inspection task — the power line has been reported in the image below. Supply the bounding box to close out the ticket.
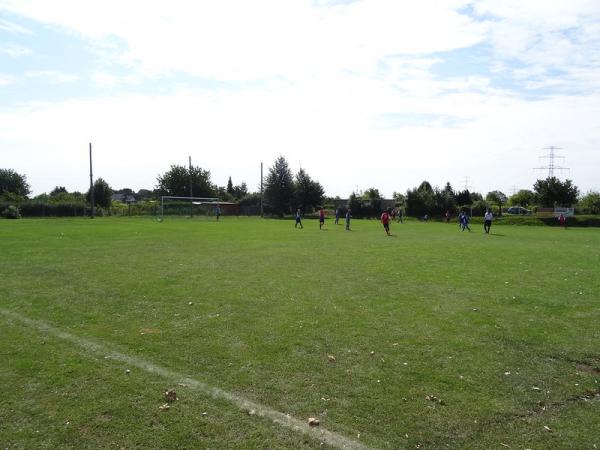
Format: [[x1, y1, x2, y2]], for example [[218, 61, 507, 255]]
[[533, 146, 569, 178], [462, 176, 470, 191]]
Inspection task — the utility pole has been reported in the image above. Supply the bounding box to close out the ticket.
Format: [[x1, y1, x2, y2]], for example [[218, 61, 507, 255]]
[[462, 176, 470, 192], [189, 156, 193, 218], [533, 146, 569, 178], [260, 162, 264, 217], [89, 142, 95, 218]]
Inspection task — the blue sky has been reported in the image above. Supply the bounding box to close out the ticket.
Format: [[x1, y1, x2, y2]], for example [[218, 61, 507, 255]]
[[1, 0, 599, 197]]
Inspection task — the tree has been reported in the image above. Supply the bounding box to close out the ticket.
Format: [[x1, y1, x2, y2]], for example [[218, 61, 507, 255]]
[[47, 186, 84, 204], [533, 177, 579, 207], [294, 168, 324, 212], [226, 177, 234, 196], [348, 191, 362, 216], [577, 191, 600, 214], [471, 199, 490, 216], [508, 189, 535, 207], [471, 191, 484, 202], [437, 187, 457, 214], [404, 181, 458, 217], [215, 186, 234, 202], [70, 191, 86, 202], [486, 190, 507, 214], [406, 183, 436, 217], [233, 182, 248, 200], [418, 181, 433, 192], [86, 178, 113, 208], [0, 169, 31, 199], [156, 164, 215, 198], [264, 156, 295, 216], [114, 188, 134, 196], [137, 189, 154, 199], [455, 189, 472, 206], [362, 187, 380, 200], [361, 187, 382, 214], [50, 186, 68, 197], [392, 191, 406, 209]]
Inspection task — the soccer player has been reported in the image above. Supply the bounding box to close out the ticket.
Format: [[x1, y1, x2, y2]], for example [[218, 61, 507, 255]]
[[558, 213, 566, 229], [461, 212, 471, 232], [484, 209, 493, 234], [334, 208, 340, 225], [319, 207, 325, 230], [215, 204, 221, 222], [295, 209, 303, 229], [381, 208, 391, 236], [345, 208, 351, 230]]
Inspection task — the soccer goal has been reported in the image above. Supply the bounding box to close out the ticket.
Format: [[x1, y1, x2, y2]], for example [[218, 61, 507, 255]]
[[159, 196, 218, 219]]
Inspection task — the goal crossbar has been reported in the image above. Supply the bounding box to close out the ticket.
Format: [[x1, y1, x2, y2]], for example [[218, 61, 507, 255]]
[[160, 196, 218, 217]]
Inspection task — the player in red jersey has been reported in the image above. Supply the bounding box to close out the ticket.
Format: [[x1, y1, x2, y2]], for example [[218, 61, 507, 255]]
[[558, 213, 567, 229], [381, 208, 391, 236], [319, 207, 325, 230]]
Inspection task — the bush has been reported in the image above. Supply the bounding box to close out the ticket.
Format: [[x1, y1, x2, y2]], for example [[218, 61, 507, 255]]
[[470, 199, 490, 216], [18, 202, 85, 217], [2, 205, 21, 219], [493, 215, 600, 227]]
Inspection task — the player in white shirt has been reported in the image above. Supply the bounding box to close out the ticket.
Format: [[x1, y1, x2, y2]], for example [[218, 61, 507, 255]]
[[484, 209, 493, 234]]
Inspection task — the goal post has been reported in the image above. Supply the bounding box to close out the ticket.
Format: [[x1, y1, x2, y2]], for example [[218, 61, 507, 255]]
[[160, 196, 218, 219]]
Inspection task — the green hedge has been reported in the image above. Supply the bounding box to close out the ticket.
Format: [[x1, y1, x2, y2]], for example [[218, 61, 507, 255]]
[[1, 202, 86, 217], [492, 215, 600, 227], [417, 214, 600, 227]]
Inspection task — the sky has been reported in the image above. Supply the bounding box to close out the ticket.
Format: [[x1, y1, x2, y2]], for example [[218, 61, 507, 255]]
[[1, 0, 599, 198]]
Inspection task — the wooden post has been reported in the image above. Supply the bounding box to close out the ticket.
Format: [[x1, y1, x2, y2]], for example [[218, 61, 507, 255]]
[[189, 156, 193, 217], [89, 142, 95, 218]]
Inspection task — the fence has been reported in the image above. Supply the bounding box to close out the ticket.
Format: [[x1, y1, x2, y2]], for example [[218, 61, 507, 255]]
[[536, 207, 575, 218]]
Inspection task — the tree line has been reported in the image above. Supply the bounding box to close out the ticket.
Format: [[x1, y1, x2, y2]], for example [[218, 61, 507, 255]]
[[402, 177, 581, 217], [1, 160, 599, 218]]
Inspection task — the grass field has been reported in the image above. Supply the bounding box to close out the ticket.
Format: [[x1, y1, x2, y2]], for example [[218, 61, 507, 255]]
[[1, 217, 599, 449]]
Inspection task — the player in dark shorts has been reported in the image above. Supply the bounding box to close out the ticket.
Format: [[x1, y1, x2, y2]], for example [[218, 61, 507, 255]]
[[295, 209, 303, 229], [381, 208, 391, 236], [484, 209, 493, 234], [319, 207, 325, 230]]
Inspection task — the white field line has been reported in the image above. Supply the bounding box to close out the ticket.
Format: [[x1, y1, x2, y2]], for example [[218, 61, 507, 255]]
[[0, 308, 372, 450]]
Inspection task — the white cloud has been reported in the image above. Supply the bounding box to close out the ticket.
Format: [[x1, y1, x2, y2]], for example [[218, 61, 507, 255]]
[[26, 70, 79, 83], [0, 43, 31, 57], [0, 17, 31, 34], [0, 73, 16, 85], [0, 0, 487, 80], [473, 0, 600, 91]]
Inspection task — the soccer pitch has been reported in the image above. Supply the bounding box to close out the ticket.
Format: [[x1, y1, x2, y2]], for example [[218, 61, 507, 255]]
[[1, 217, 599, 449]]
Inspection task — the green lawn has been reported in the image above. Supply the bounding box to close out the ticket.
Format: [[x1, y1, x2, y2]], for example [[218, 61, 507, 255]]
[[1, 217, 599, 449]]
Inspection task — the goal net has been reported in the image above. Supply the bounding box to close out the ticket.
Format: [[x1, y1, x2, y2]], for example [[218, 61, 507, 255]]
[[159, 196, 218, 219], [158, 197, 239, 219]]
